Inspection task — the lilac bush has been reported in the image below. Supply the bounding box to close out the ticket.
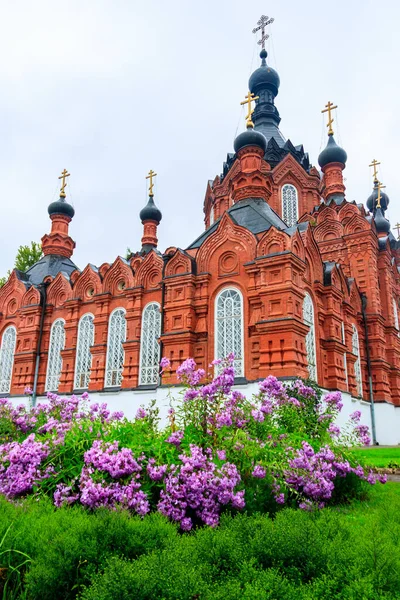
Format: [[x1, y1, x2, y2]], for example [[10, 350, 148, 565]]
[[0, 354, 385, 529]]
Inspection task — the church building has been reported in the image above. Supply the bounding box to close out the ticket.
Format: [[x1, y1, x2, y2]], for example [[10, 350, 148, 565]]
[[1, 19, 400, 442]]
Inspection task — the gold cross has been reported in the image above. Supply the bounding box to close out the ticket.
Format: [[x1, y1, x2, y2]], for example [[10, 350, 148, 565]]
[[146, 169, 157, 196], [240, 91, 259, 128], [394, 223, 400, 240], [321, 101, 338, 136], [376, 181, 386, 209], [369, 159, 381, 183], [58, 169, 70, 198]]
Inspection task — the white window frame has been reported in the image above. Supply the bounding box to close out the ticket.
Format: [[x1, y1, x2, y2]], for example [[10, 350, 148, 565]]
[[303, 292, 317, 381], [0, 325, 17, 394], [105, 308, 126, 388], [74, 313, 95, 390], [45, 319, 66, 392], [215, 287, 244, 377], [282, 184, 299, 227], [341, 321, 348, 390], [393, 297, 399, 333], [352, 323, 363, 398], [139, 302, 161, 386]]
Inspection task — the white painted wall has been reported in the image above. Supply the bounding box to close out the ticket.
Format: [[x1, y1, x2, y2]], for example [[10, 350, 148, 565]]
[[8, 382, 400, 446]]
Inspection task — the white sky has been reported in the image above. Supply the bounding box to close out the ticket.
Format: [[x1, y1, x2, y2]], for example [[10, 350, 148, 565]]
[[1, 0, 399, 275]]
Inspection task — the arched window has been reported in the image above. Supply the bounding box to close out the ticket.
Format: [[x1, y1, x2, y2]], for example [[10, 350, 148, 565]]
[[210, 206, 215, 226], [303, 293, 317, 381], [46, 319, 65, 391], [74, 314, 95, 390], [393, 297, 399, 331], [342, 321, 348, 390], [0, 326, 17, 394], [352, 324, 363, 397], [282, 184, 298, 227], [139, 302, 161, 385], [105, 308, 126, 388], [215, 288, 244, 377]]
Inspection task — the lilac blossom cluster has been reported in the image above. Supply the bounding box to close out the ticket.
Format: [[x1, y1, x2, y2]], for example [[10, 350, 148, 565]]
[[0, 434, 51, 498], [158, 445, 244, 530], [284, 441, 386, 509]]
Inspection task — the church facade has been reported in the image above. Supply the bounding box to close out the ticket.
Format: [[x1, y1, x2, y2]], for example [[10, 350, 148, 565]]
[[1, 30, 400, 440]]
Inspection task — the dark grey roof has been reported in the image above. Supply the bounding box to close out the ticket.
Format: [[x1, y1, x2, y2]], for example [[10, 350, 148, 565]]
[[255, 121, 286, 148], [187, 198, 289, 250], [25, 254, 79, 286]]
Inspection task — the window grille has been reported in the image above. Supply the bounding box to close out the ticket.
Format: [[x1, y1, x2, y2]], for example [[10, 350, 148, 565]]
[[282, 184, 298, 227], [105, 309, 126, 387], [303, 293, 317, 381], [215, 288, 244, 377], [0, 326, 17, 394], [342, 321, 348, 390], [352, 324, 363, 397], [46, 319, 65, 391], [74, 314, 95, 389], [139, 302, 161, 385]]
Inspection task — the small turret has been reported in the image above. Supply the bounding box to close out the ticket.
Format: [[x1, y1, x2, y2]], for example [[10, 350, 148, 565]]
[[140, 170, 162, 252], [318, 102, 347, 203], [41, 169, 76, 258]]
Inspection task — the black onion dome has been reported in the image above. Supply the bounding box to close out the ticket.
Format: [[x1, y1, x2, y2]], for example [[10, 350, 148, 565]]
[[374, 207, 390, 234], [234, 127, 267, 154], [367, 185, 390, 213], [318, 134, 347, 169], [249, 49, 280, 97], [48, 197, 75, 219], [140, 195, 162, 224]]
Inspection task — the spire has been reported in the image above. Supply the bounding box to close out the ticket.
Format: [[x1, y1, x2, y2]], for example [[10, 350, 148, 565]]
[[140, 170, 162, 252], [318, 102, 347, 203], [41, 169, 76, 258]]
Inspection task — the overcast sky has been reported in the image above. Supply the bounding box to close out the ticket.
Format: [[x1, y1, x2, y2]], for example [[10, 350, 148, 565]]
[[1, 0, 399, 276]]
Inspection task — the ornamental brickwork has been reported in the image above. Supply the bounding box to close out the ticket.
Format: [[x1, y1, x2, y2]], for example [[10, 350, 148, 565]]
[[1, 39, 400, 407]]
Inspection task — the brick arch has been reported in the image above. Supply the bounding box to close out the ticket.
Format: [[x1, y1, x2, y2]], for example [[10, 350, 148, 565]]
[[102, 257, 134, 295], [136, 250, 163, 289], [290, 230, 306, 261], [344, 214, 370, 236], [272, 153, 316, 189], [74, 264, 102, 300], [47, 273, 73, 307], [257, 227, 289, 257], [315, 204, 338, 225], [338, 202, 361, 225], [313, 219, 343, 242], [302, 227, 324, 283], [196, 212, 256, 273], [165, 249, 193, 277], [0, 271, 27, 315], [22, 286, 41, 307]]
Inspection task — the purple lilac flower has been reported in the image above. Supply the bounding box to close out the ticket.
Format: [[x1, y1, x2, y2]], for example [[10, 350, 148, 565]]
[[160, 357, 171, 371], [350, 410, 362, 422], [166, 430, 184, 447], [355, 424, 371, 446], [251, 408, 265, 422], [216, 450, 226, 461], [24, 387, 33, 395], [328, 423, 341, 438], [176, 358, 205, 387], [0, 435, 50, 498], [252, 465, 266, 479], [324, 391, 343, 412], [147, 460, 168, 481], [158, 445, 244, 529], [292, 381, 316, 399], [135, 407, 147, 420]]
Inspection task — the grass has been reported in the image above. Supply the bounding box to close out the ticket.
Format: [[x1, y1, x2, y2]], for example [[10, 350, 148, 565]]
[[350, 446, 400, 468]]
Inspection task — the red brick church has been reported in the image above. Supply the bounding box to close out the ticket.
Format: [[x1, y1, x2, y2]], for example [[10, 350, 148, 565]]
[[1, 21, 400, 418]]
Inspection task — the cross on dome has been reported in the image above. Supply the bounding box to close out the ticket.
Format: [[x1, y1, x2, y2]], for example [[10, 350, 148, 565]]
[[321, 101, 338, 137], [240, 91, 259, 129], [252, 15, 274, 49], [369, 159, 381, 183], [58, 169, 70, 198]]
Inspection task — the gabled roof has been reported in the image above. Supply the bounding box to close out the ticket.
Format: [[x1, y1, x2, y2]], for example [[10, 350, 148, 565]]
[[187, 198, 289, 250]]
